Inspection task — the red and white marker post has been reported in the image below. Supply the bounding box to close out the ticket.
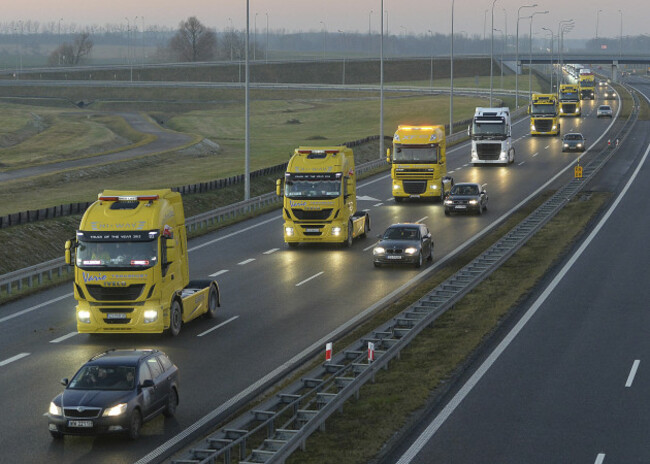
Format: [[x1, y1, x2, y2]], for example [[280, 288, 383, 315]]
[[325, 342, 332, 362], [368, 341, 375, 363]]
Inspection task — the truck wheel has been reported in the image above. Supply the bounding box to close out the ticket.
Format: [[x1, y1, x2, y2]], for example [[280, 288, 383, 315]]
[[509, 149, 515, 164], [169, 300, 182, 336], [361, 215, 370, 237], [206, 285, 219, 319], [344, 221, 353, 248], [287, 242, 299, 248], [394, 197, 404, 203]]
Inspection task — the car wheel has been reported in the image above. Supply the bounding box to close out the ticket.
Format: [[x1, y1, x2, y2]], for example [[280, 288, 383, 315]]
[[169, 300, 182, 337], [374, 262, 381, 268], [50, 431, 64, 440], [205, 285, 218, 319], [427, 244, 434, 262], [415, 252, 423, 268], [483, 202, 488, 212], [444, 209, 450, 216], [127, 409, 142, 440], [477, 203, 483, 215], [163, 388, 178, 418]]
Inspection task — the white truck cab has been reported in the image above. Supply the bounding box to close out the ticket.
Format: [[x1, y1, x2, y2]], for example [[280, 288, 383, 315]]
[[469, 107, 514, 166]]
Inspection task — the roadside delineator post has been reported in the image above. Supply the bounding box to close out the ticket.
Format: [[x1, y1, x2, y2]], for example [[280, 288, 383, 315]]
[[325, 342, 332, 362], [368, 342, 375, 363]]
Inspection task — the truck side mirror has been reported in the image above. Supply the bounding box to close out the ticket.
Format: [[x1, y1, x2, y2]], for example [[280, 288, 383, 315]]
[[386, 148, 391, 163], [276, 179, 283, 197], [65, 240, 75, 266]]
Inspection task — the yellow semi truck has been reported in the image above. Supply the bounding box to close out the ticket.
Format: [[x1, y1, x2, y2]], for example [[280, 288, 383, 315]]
[[578, 72, 595, 100], [65, 189, 220, 336], [558, 84, 581, 117], [276, 146, 370, 247], [387, 125, 453, 202], [529, 94, 560, 136]]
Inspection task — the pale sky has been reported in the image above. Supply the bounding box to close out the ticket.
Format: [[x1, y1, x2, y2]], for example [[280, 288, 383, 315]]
[[4, 0, 648, 40]]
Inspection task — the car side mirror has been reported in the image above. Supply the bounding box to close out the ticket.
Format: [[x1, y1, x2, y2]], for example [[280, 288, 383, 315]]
[[60, 378, 69, 387], [141, 379, 155, 389]]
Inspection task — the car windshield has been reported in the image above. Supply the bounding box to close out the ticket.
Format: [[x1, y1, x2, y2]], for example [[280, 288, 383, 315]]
[[68, 365, 136, 391], [76, 240, 158, 270], [564, 134, 583, 141], [599, 106, 611, 110], [383, 227, 419, 240], [451, 184, 479, 196]]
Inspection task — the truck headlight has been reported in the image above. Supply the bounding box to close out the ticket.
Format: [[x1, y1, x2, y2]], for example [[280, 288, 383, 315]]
[[103, 403, 128, 417], [144, 310, 158, 323], [285, 227, 294, 236], [552, 125, 557, 130], [332, 227, 341, 236], [78, 310, 91, 324], [49, 402, 62, 416], [373, 246, 386, 255], [531, 124, 536, 131], [431, 184, 438, 189], [404, 247, 417, 255], [393, 184, 399, 190]]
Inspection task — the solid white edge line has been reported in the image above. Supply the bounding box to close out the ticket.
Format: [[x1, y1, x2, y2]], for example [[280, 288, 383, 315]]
[[625, 360, 640, 387], [295, 271, 324, 287], [197, 316, 239, 337], [50, 332, 78, 344], [395, 141, 650, 463], [209, 270, 229, 277], [263, 248, 279, 255], [416, 216, 428, 223], [0, 353, 30, 367], [595, 453, 606, 464], [0, 293, 72, 324], [364, 242, 379, 252]]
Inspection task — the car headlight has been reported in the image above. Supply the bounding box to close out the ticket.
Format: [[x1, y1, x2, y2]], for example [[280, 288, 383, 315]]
[[469, 199, 478, 205], [331, 227, 341, 236], [144, 309, 158, 323], [577, 143, 583, 148], [285, 227, 294, 236], [49, 402, 62, 416], [404, 247, 418, 255], [78, 310, 91, 324], [103, 403, 128, 417], [563, 143, 569, 147], [373, 246, 386, 255], [444, 199, 453, 205]]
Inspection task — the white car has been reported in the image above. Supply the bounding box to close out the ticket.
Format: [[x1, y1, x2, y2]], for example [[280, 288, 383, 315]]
[[597, 105, 613, 118]]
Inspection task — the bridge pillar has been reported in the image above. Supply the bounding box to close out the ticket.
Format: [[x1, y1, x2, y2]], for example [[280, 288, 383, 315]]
[[612, 61, 619, 83]]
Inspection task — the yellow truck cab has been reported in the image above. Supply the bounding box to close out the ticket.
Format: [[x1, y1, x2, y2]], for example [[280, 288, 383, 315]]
[[529, 94, 560, 136], [387, 125, 453, 202], [65, 189, 220, 336], [276, 146, 370, 247], [578, 71, 595, 100], [558, 84, 581, 117]]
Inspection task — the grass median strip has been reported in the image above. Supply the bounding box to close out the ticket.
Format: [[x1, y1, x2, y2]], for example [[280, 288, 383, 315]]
[[283, 191, 609, 464]]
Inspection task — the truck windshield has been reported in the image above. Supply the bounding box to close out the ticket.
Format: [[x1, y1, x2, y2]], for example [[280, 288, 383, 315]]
[[285, 179, 341, 199], [560, 92, 579, 101], [392, 144, 439, 163], [472, 121, 507, 137], [531, 104, 557, 115], [76, 240, 158, 269]]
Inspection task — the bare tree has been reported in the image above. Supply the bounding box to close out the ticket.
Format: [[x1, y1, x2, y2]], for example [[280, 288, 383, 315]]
[[48, 32, 93, 66], [169, 17, 217, 62]]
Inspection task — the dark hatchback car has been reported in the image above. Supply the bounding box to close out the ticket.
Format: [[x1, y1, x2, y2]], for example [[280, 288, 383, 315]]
[[47, 349, 179, 440], [562, 132, 586, 152], [444, 182, 488, 215], [373, 223, 433, 268]]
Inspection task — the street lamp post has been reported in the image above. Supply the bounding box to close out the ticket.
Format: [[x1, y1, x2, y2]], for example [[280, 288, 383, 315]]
[[542, 27, 554, 92], [368, 9, 373, 56], [254, 13, 258, 61], [228, 18, 233, 61], [528, 10, 549, 102], [596, 9, 603, 40], [557, 19, 573, 85], [489, 0, 498, 107], [494, 27, 504, 91], [320, 21, 326, 60], [618, 10, 623, 61], [516, 4, 537, 108], [380, 0, 385, 160], [338, 30, 346, 84], [450, 0, 455, 136], [245, 0, 250, 200], [265, 13, 269, 62], [428, 29, 434, 88], [503, 8, 508, 52]]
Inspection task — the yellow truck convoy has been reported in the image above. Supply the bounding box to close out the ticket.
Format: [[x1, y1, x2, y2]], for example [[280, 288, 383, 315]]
[[65, 189, 220, 336], [529, 94, 560, 136], [558, 83, 581, 117], [387, 125, 453, 202], [276, 146, 370, 247], [578, 72, 596, 100]]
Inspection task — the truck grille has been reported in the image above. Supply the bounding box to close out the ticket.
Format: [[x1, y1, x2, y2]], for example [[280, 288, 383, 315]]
[[403, 181, 427, 195], [291, 209, 333, 220], [64, 408, 102, 419], [562, 103, 576, 114], [534, 119, 553, 132], [394, 169, 434, 180], [86, 284, 145, 301], [299, 225, 324, 236], [476, 143, 501, 160]]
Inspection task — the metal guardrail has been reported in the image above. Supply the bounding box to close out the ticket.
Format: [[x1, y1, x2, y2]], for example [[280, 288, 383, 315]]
[[167, 89, 638, 464]]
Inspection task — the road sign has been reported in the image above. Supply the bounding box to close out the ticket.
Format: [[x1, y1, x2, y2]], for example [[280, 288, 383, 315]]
[[574, 164, 583, 179]]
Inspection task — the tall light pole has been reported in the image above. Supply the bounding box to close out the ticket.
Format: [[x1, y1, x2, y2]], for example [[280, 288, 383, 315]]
[[494, 27, 504, 90], [245, 0, 250, 200], [369, 9, 373, 56], [503, 8, 508, 52], [618, 10, 623, 60], [560, 23, 574, 85], [516, 4, 537, 108], [483, 9, 488, 52], [528, 10, 549, 102], [228, 17, 233, 61], [489, 0, 498, 107], [380, 0, 385, 160], [450, 0, 454, 135], [338, 30, 346, 84], [320, 21, 327, 60], [58, 18, 63, 66], [254, 13, 258, 60], [428, 29, 434, 88], [542, 27, 554, 92], [265, 13, 269, 62], [557, 19, 573, 85], [595, 9, 603, 40]]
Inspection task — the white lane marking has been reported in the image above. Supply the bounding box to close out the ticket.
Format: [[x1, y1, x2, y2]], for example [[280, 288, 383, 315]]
[[518, 161, 526, 166], [263, 248, 279, 255], [594, 453, 606, 464], [238, 259, 256, 265], [385, 198, 394, 202], [373, 203, 384, 207], [296, 271, 324, 287], [395, 141, 650, 464], [0, 353, 30, 367], [545, 145, 550, 149], [0, 293, 72, 325], [50, 332, 78, 344], [416, 216, 428, 223], [209, 269, 229, 277], [463, 163, 469, 167], [188, 216, 281, 252], [625, 360, 640, 387], [532, 152, 539, 157], [357, 195, 380, 201], [448, 170, 455, 173], [197, 315, 239, 337], [364, 242, 379, 252]]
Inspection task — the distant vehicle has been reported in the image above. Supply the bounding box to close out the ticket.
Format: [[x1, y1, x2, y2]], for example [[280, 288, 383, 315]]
[[47, 349, 179, 440], [562, 133, 586, 152], [444, 182, 488, 216], [597, 105, 613, 118], [373, 223, 433, 268], [602, 89, 617, 100], [598, 80, 607, 87]]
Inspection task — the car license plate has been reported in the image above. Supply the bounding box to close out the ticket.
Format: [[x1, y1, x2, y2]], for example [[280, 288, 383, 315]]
[[455, 205, 466, 209], [106, 313, 127, 319], [387, 255, 402, 260], [304, 228, 320, 233], [68, 420, 93, 428]]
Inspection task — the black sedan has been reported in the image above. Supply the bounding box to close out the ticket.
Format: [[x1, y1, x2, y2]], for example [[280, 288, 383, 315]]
[[47, 349, 179, 440], [373, 223, 433, 268], [444, 182, 488, 215], [562, 133, 586, 152]]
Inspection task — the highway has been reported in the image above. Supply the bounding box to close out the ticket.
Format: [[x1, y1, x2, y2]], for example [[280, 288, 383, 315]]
[[0, 92, 621, 463], [385, 78, 650, 464]]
